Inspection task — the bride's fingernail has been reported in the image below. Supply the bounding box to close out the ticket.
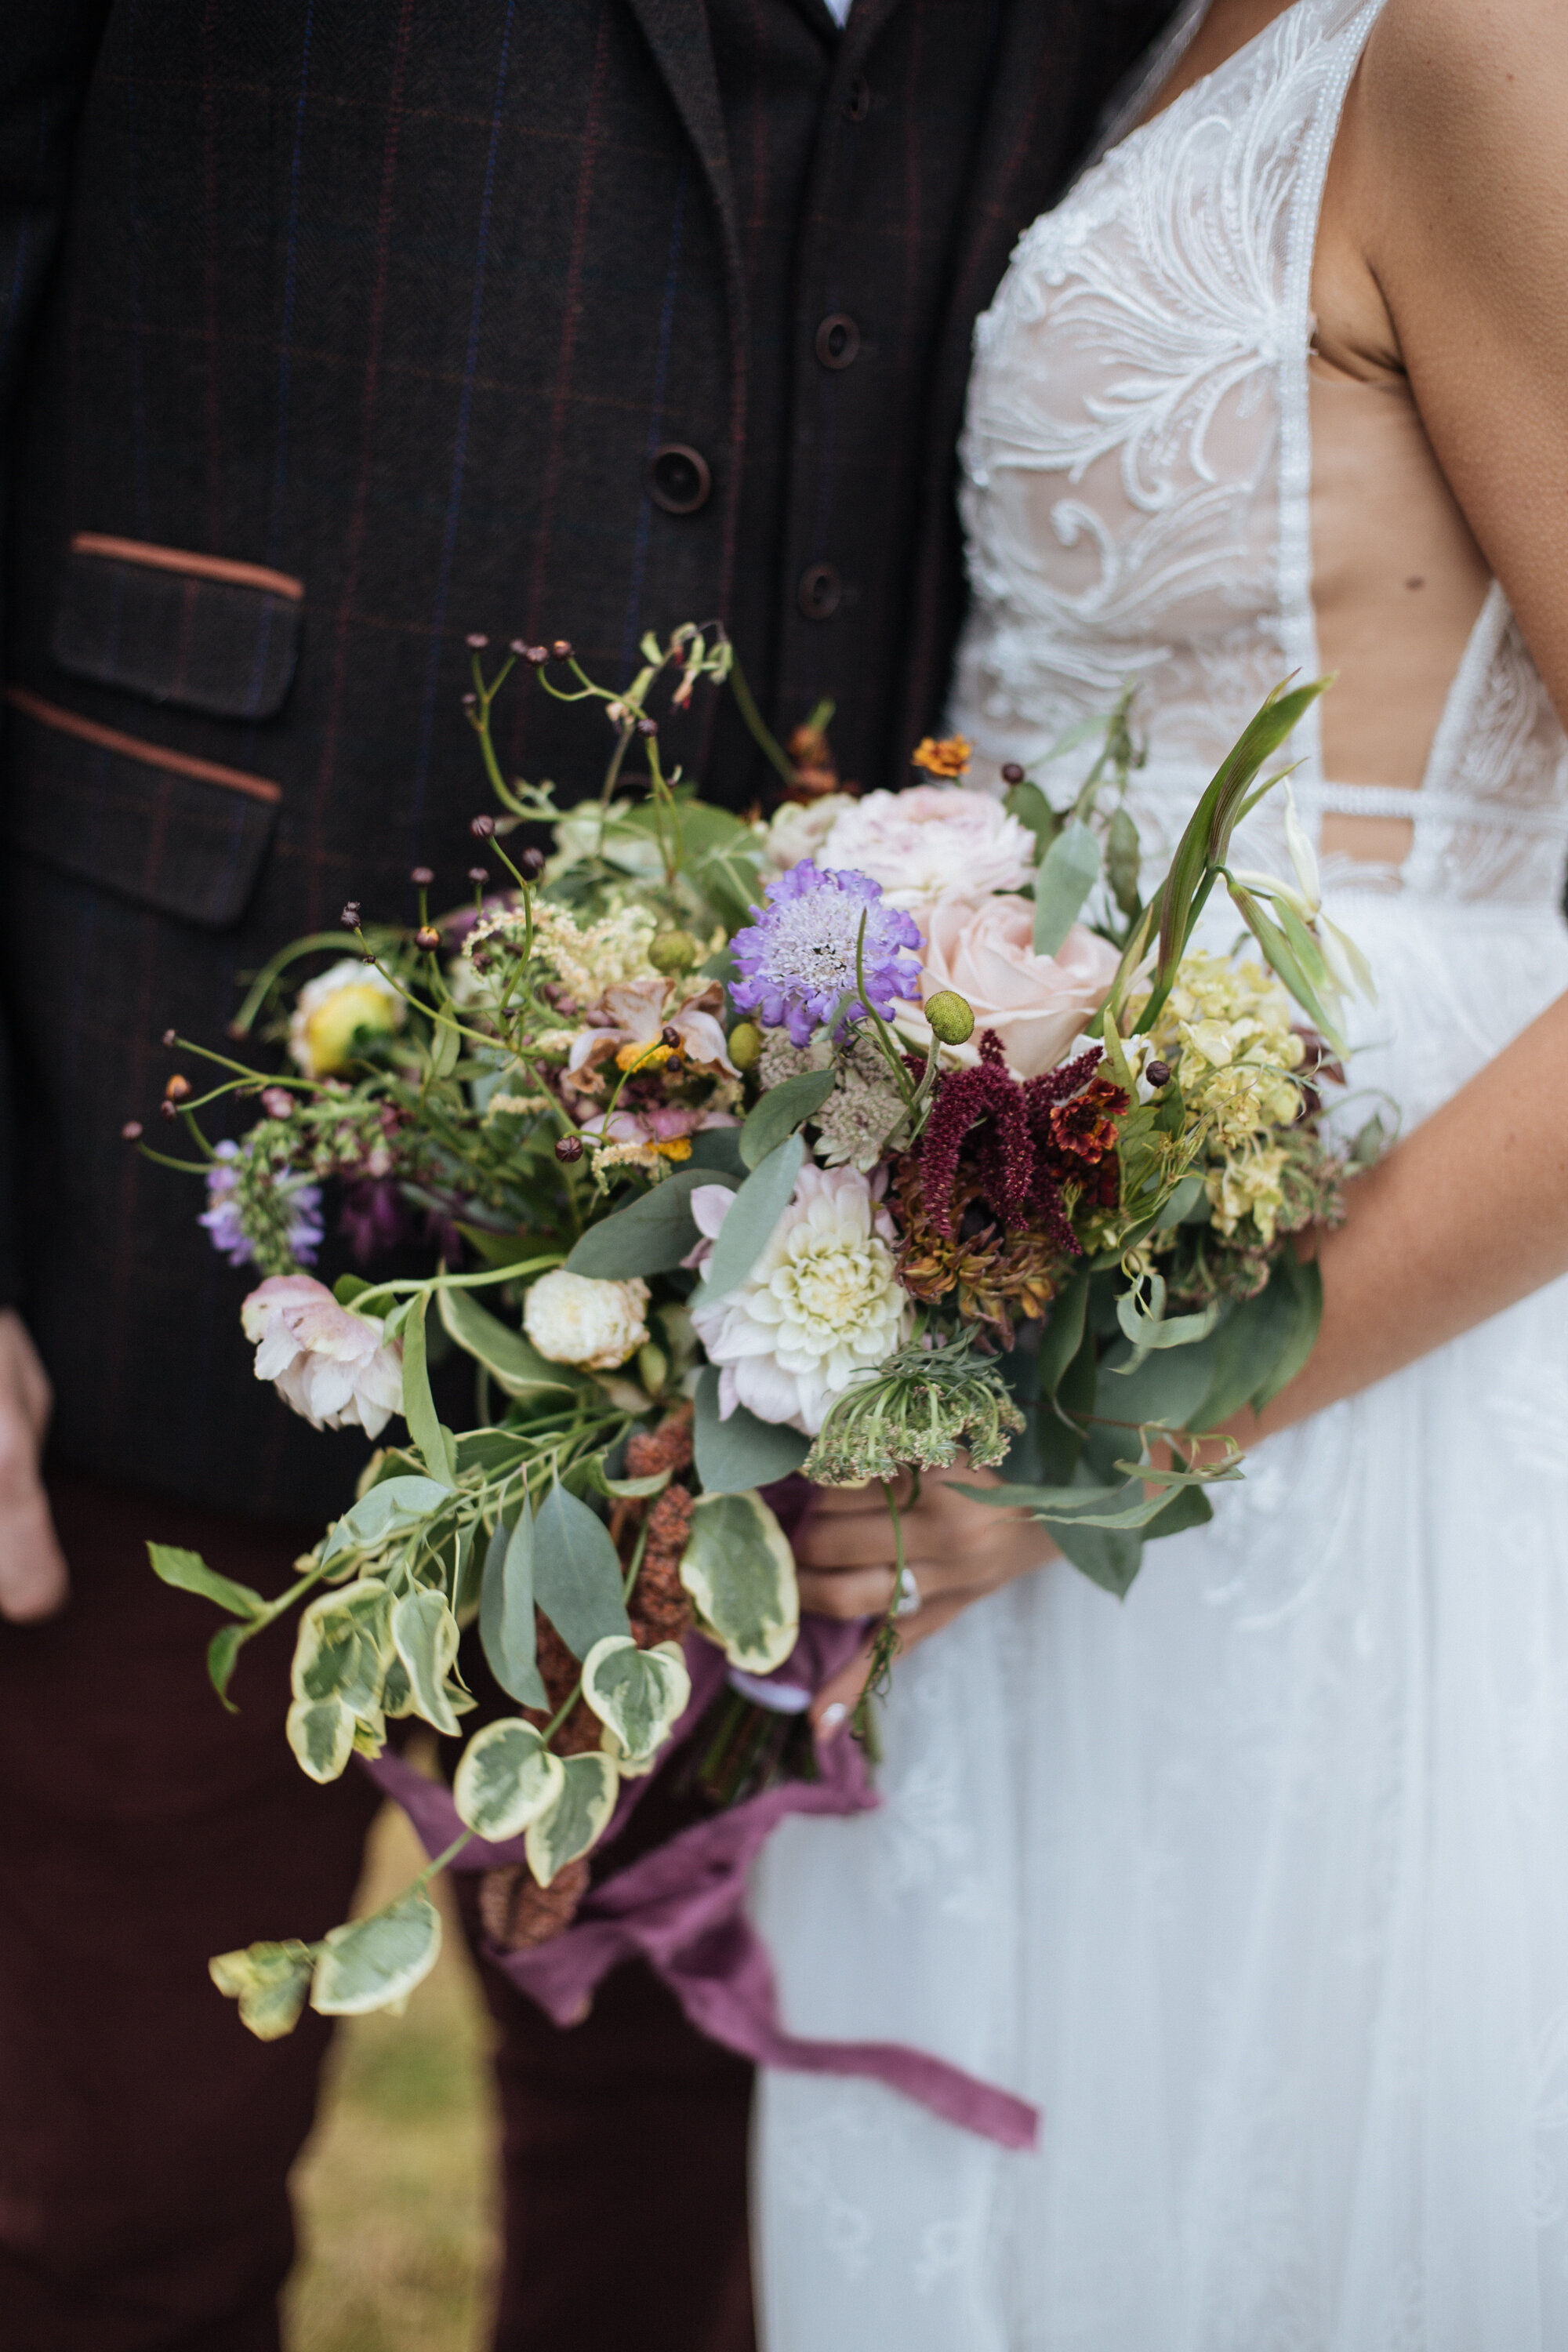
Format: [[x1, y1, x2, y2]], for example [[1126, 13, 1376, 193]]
[[818, 1700, 848, 1738]]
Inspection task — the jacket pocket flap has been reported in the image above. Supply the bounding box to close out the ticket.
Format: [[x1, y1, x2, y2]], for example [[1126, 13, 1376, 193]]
[[52, 534, 303, 721], [2, 690, 280, 930]]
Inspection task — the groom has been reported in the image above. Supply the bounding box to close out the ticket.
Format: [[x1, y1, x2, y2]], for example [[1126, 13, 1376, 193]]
[[0, 3, 1178, 2347]]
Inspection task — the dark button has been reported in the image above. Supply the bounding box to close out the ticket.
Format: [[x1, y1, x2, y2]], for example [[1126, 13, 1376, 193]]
[[646, 443, 712, 514], [815, 313, 861, 371], [797, 562, 843, 621], [844, 73, 871, 122]]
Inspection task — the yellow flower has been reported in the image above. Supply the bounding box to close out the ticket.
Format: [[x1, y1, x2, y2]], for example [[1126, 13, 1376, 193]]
[[910, 734, 972, 779], [289, 960, 405, 1078], [1207, 1146, 1290, 1245]]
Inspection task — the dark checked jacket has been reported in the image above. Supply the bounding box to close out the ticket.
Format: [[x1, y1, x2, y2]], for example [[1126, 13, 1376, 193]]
[[0, 0, 1173, 1523]]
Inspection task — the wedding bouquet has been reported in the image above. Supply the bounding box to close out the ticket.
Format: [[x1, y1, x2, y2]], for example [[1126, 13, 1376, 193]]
[[140, 626, 1378, 2042]]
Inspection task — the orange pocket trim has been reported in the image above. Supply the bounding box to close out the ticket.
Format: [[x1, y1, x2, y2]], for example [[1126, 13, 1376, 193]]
[[69, 532, 305, 604], [5, 687, 283, 805]]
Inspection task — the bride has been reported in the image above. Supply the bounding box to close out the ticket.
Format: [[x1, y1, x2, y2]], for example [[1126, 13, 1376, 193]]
[[750, 2, 1568, 2345]]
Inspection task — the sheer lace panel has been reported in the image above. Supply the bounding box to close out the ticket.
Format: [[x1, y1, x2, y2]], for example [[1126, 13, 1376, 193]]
[[949, 0, 1568, 910]]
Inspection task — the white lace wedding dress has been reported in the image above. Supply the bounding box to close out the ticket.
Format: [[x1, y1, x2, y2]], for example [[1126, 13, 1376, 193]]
[[751, 4, 1568, 2346]]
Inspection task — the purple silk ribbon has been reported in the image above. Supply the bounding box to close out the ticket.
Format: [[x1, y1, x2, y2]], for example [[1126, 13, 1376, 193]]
[[361, 1608, 1039, 2151]]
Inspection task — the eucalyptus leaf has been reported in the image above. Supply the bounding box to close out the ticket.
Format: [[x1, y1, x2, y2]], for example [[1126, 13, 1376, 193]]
[[564, 1165, 735, 1279], [479, 1507, 548, 1709], [207, 1622, 254, 1711], [209, 1940, 318, 2042], [1249, 1252, 1322, 1415], [739, 1067, 837, 1169], [679, 1487, 799, 1673], [1036, 1273, 1089, 1398], [319, 1474, 452, 1566], [400, 1294, 455, 1487], [310, 1888, 442, 2017], [390, 1588, 463, 1736], [1004, 776, 1058, 861], [1098, 1334, 1219, 1428], [694, 1132, 804, 1305], [429, 1015, 463, 1080], [532, 1480, 630, 1660], [693, 1365, 811, 1492], [685, 1127, 747, 1179], [146, 1543, 264, 1621], [1033, 818, 1102, 956], [438, 1285, 583, 1400], [452, 1717, 564, 1842], [285, 1693, 357, 1784], [525, 1751, 619, 1886], [581, 1635, 691, 1761]]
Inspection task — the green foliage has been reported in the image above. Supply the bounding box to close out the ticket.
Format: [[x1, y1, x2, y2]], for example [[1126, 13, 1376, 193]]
[[390, 1589, 463, 1737], [1033, 818, 1102, 956], [532, 1481, 630, 1660], [401, 1295, 456, 1487], [678, 1488, 800, 1674], [478, 1508, 548, 1708], [739, 1066, 837, 1168], [312, 1889, 444, 2018], [286, 1693, 358, 1783], [437, 1286, 582, 1401], [319, 1475, 452, 1569], [209, 1940, 318, 2041], [452, 1718, 564, 1842], [564, 1164, 735, 1279], [147, 1542, 264, 1621], [581, 1635, 691, 1761], [692, 1364, 811, 1492], [525, 1753, 619, 1887], [693, 1131, 804, 1303]]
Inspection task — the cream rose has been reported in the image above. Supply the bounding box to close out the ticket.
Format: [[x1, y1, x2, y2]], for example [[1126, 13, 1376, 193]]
[[917, 892, 1121, 1079], [523, 1269, 650, 1370], [818, 786, 1033, 913]]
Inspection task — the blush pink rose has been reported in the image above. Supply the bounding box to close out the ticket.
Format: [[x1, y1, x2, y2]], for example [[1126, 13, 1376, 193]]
[[919, 892, 1122, 1079]]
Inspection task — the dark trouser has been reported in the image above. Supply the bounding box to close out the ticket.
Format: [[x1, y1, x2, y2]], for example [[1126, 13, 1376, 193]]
[[0, 1475, 754, 2352]]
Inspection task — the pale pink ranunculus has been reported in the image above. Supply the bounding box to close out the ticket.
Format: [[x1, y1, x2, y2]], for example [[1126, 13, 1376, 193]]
[[819, 786, 1033, 913], [919, 892, 1122, 1080], [241, 1276, 405, 1437]]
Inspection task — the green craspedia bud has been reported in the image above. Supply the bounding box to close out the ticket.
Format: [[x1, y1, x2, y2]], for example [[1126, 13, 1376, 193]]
[[924, 990, 975, 1046], [649, 930, 701, 975], [728, 1020, 764, 1072]]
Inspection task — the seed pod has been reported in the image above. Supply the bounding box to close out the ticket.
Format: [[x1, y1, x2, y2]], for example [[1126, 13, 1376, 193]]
[[728, 1021, 764, 1072], [551, 640, 572, 662], [470, 814, 496, 840], [522, 644, 549, 667], [410, 865, 435, 887], [1000, 762, 1025, 785], [635, 716, 658, 739], [1144, 1058, 1172, 1090], [159, 1099, 179, 1123], [260, 1086, 296, 1120], [661, 1025, 682, 1051], [468, 866, 489, 885], [924, 990, 976, 1046], [554, 1134, 584, 1163], [466, 631, 489, 650], [164, 1073, 192, 1102], [518, 847, 546, 883], [648, 930, 699, 975], [340, 900, 362, 927], [122, 1120, 143, 1142], [1106, 806, 1142, 921], [415, 925, 441, 952]]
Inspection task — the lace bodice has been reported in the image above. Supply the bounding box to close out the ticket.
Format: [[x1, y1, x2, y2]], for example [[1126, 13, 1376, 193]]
[[949, 0, 1568, 910]]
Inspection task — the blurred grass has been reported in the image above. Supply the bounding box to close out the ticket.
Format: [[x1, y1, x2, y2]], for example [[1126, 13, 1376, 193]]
[[285, 1800, 500, 2352]]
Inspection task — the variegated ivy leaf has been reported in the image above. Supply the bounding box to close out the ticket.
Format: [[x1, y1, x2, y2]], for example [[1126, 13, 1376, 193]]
[[598, 1725, 659, 1779], [286, 1693, 357, 1784], [209, 1939, 318, 2041], [581, 1635, 691, 1765], [524, 1751, 619, 1887], [390, 1588, 462, 1737], [452, 1718, 565, 1842], [318, 1474, 453, 1569], [381, 1656, 416, 1719], [291, 1579, 393, 1719], [679, 1489, 799, 1674], [310, 1888, 442, 2017]]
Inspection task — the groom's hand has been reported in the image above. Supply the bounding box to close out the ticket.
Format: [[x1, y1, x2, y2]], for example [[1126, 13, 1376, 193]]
[[794, 1462, 1055, 1737], [0, 1309, 68, 1621]]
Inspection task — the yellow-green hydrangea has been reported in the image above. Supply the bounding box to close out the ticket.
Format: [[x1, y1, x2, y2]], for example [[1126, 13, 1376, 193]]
[[1144, 952, 1305, 1148], [468, 902, 657, 1009], [1207, 1144, 1290, 1245]]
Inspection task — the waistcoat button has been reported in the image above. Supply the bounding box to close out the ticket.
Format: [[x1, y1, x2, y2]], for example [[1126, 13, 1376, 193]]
[[814, 314, 861, 370], [646, 443, 712, 514], [797, 562, 843, 620]]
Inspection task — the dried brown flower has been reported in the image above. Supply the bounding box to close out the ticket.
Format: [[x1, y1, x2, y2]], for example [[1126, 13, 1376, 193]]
[[478, 1858, 591, 1951]]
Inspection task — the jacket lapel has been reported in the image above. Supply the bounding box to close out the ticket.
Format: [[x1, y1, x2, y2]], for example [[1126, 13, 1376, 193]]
[[621, 0, 742, 298]]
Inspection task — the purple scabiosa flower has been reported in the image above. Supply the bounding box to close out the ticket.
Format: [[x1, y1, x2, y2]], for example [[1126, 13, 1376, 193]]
[[199, 1139, 325, 1272], [729, 860, 923, 1049]]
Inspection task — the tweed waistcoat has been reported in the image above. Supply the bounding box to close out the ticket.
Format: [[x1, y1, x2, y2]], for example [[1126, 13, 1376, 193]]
[[0, 0, 1174, 1519]]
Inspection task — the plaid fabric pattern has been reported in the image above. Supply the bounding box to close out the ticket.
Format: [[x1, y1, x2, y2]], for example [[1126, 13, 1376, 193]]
[[0, 0, 1174, 1516], [51, 539, 303, 720]]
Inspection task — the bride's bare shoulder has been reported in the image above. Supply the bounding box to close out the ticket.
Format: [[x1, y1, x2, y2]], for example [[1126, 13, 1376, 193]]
[[1361, 0, 1568, 196]]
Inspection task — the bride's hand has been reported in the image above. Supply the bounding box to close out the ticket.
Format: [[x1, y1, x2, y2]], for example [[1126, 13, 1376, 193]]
[[793, 1463, 1056, 1738]]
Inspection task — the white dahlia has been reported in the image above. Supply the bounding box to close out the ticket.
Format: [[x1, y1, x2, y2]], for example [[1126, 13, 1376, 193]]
[[523, 1269, 650, 1371], [688, 1164, 913, 1435]]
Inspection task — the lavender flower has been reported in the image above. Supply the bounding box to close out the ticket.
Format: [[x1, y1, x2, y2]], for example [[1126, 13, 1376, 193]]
[[730, 860, 922, 1049], [201, 1139, 325, 1273]]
